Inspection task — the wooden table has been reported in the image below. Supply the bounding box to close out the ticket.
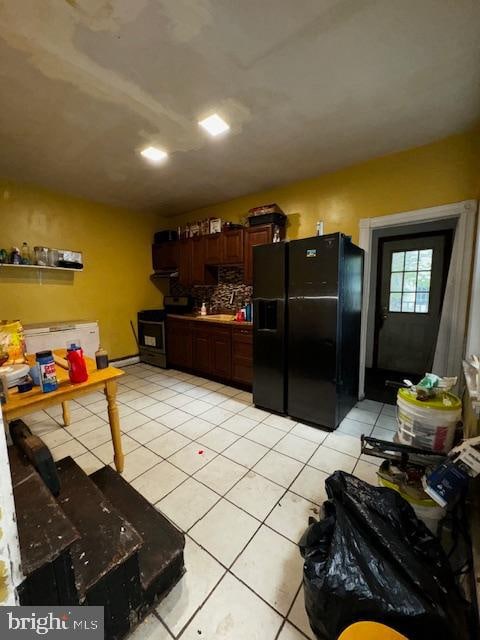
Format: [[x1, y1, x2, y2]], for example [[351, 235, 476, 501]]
[[2, 351, 125, 472]]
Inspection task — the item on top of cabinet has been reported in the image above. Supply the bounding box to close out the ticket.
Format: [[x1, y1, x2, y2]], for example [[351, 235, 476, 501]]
[[10, 247, 21, 264], [247, 211, 287, 227], [200, 219, 210, 235], [200, 302, 207, 316], [209, 218, 222, 234], [20, 242, 31, 264], [154, 230, 178, 243], [66, 342, 88, 383], [222, 221, 244, 230], [0, 248, 8, 263], [34, 246, 49, 266], [248, 203, 284, 216], [36, 350, 58, 393], [95, 346, 109, 370], [190, 223, 200, 237]]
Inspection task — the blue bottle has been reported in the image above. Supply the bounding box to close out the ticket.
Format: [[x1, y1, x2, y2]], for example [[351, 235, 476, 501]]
[[36, 350, 58, 393]]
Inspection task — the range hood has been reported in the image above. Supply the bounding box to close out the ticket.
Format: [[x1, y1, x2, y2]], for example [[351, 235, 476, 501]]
[[150, 270, 178, 280]]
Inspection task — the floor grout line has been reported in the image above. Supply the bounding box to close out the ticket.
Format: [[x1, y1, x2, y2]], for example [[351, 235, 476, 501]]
[[32, 365, 386, 639]]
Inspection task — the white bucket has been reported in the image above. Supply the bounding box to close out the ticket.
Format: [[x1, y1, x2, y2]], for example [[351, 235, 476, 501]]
[[410, 502, 446, 535], [396, 390, 461, 453], [378, 475, 447, 534]]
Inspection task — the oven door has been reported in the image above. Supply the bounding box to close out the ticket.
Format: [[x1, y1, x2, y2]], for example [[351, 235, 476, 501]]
[[138, 320, 165, 354]]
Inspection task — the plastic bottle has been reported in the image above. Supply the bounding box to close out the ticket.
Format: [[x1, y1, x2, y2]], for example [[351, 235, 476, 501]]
[[20, 242, 31, 265], [95, 346, 109, 370], [200, 302, 207, 316], [36, 350, 58, 393], [10, 247, 21, 264], [66, 343, 88, 383]]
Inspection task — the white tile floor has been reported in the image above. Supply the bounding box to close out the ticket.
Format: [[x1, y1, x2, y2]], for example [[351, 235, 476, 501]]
[[24, 363, 395, 640]]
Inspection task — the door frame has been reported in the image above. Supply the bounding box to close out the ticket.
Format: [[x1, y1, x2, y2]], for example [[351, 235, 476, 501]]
[[372, 229, 453, 372], [358, 199, 478, 399]]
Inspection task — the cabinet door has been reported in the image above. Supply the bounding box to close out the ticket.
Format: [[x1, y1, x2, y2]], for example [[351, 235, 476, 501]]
[[152, 242, 177, 271], [223, 229, 244, 264], [166, 320, 192, 369], [210, 327, 232, 379], [192, 327, 211, 374], [244, 225, 273, 284], [178, 240, 192, 287], [232, 328, 253, 386], [205, 234, 223, 265], [191, 237, 206, 284]]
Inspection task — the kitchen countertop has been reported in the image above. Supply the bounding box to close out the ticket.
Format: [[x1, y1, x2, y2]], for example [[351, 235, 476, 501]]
[[167, 313, 252, 327]]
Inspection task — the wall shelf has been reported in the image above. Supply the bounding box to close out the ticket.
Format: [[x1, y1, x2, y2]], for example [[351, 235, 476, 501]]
[[0, 263, 83, 273]]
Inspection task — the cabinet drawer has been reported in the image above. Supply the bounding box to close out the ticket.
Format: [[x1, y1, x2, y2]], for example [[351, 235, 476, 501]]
[[232, 362, 252, 386]]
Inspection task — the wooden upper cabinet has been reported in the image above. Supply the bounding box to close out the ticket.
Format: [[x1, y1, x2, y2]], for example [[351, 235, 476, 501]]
[[205, 233, 223, 265], [152, 242, 177, 271], [177, 239, 192, 287], [244, 225, 273, 284], [191, 236, 206, 284], [222, 229, 244, 265]]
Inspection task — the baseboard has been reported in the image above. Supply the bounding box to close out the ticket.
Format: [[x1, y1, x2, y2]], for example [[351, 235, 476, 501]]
[[110, 354, 140, 367]]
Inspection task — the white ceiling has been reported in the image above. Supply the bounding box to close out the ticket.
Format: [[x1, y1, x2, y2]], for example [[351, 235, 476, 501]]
[[0, 0, 479, 216]]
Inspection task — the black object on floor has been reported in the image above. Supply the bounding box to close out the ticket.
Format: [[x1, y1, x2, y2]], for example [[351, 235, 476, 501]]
[[299, 471, 471, 640], [9, 418, 60, 495]]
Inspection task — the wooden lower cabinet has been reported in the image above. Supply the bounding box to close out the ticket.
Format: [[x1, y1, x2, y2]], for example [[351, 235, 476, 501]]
[[166, 319, 192, 369], [210, 327, 232, 379], [232, 327, 253, 385], [192, 326, 212, 375], [166, 318, 251, 386]]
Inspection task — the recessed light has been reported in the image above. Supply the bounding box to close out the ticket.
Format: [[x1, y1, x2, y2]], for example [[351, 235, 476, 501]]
[[140, 146, 168, 163], [199, 113, 230, 137]]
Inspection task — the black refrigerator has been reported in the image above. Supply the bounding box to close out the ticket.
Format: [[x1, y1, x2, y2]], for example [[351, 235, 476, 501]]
[[253, 233, 364, 430]]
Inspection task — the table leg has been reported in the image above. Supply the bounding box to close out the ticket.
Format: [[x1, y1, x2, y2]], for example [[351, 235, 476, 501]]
[[62, 401, 71, 426], [105, 380, 124, 473]]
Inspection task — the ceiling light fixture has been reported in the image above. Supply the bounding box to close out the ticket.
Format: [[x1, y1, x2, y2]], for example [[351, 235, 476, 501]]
[[199, 113, 230, 137], [140, 146, 168, 163]]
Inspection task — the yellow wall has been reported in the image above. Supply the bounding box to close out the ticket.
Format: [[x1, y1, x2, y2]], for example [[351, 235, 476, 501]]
[[171, 130, 479, 243], [0, 180, 166, 359]]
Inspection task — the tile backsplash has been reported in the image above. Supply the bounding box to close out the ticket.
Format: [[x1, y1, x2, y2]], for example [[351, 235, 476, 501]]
[[170, 267, 252, 313]]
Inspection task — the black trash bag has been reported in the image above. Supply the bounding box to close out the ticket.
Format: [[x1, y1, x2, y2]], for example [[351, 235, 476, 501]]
[[299, 471, 470, 640]]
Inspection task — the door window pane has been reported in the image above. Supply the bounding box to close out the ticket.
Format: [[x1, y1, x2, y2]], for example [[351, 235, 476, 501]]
[[389, 293, 402, 311], [418, 249, 433, 270], [405, 250, 419, 270], [388, 247, 433, 313], [391, 252, 405, 271], [401, 292, 415, 313], [403, 272, 417, 292], [390, 272, 403, 292], [417, 271, 431, 292], [415, 292, 429, 313]]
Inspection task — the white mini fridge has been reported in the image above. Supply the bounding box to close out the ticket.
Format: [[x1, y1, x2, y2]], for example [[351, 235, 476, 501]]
[[23, 320, 100, 358]]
